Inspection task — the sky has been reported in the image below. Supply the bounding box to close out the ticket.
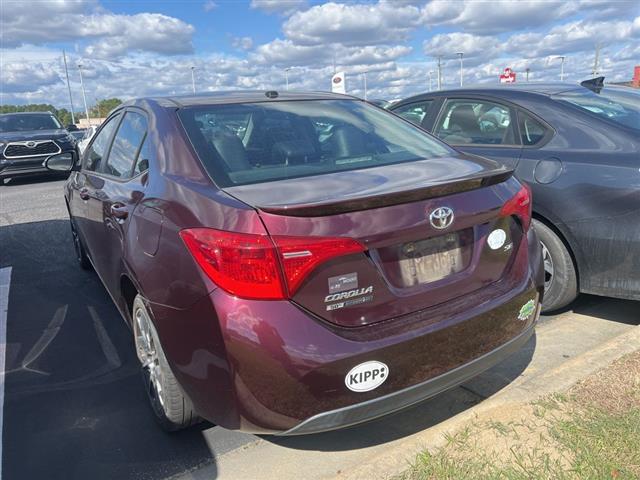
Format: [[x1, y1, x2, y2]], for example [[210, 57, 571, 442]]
[[1, 0, 639, 109]]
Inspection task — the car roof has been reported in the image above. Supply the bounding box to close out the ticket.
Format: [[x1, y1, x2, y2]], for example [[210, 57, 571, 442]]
[[393, 83, 600, 105], [132, 90, 358, 108]]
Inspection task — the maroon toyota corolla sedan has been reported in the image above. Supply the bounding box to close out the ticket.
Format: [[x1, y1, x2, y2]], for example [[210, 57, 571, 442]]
[[45, 91, 543, 434]]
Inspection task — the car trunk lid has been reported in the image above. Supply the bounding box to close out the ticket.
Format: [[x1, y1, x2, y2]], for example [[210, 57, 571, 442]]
[[223, 155, 525, 327]]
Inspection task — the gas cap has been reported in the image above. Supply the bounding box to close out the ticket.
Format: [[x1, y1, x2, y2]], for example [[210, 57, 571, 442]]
[[534, 157, 563, 184]]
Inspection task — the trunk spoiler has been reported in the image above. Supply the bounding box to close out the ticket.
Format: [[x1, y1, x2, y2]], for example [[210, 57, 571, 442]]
[[258, 169, 513, 217]]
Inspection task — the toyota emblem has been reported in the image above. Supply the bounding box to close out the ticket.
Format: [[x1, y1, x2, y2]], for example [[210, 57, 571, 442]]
[[429, 206, 455, 230], [26, 141, 37, 148]]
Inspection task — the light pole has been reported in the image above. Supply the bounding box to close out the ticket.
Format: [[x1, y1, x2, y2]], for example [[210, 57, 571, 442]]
[[456, 52, 464, 87], [77, 64, 91, 126], [554, 56, 566, 81], [362, 71, 368, 100], [525, 67, 530, 82], [190, 66, 196, 93], [436, 55, 443, 90], [62, 50, 75, 124], [285, 67, 291, 91]]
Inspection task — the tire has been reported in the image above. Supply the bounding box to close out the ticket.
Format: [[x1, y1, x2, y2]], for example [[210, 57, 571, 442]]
[[132, 295, 200, 431], [533, 219, 578, 312], [69, 219, 92, 270]]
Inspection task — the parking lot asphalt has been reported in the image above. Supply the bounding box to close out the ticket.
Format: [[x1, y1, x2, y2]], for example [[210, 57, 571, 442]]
[[1, 176, 638, 480]]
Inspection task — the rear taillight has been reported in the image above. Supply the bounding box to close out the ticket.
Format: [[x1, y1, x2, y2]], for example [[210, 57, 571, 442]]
[[500, 183, 532, 231], [273, 236, 365, 295], [179, 229, 285, 299], [180, 228, 366, 300]]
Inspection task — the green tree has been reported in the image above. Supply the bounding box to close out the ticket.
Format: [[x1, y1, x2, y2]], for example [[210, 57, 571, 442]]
[[90, 98, 122, 118], [0, 103, 79, 126]]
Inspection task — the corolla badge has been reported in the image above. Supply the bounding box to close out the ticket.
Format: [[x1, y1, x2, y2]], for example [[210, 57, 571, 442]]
[[429, 206, 455, 230], [345, 360, 388, 392]]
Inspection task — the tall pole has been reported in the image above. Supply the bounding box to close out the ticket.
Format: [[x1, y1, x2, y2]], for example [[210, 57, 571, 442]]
[[525, 67, 530, 82], [285, 67, 290, 91], [555, 56, 566, 81], [77, 64, 91, 126], [363, 71, 367, 100], [592, 44, 601, 76], [456, 52, 464, 87], [436, 55, 443, 90], [191, 66, 196, 93], [62, 50, 75, 125]]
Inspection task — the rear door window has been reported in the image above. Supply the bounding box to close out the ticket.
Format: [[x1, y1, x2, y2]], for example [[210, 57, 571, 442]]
[[518, 112, 548, 146], [101, 111, 147, 179], [434, 99, 516, 145], [393, 101, 433, 126]]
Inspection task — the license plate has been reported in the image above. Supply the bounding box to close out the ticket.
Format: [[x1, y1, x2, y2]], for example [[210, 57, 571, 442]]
[[397, 233, 467, 285]]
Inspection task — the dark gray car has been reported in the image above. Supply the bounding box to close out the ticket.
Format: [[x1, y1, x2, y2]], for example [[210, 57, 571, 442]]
[[391, 81, 640, 312]]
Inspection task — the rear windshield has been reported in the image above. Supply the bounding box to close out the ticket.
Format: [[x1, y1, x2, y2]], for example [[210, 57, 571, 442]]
[[553, 87, 640, 131], [0, 113, 62, 132], [178, 99, 453, 187]]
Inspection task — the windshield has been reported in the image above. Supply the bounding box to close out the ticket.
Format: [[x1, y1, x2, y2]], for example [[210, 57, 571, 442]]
[[0, 113, 62, 133], [553, 87, 640, 131], [178, 99, 453, 188]]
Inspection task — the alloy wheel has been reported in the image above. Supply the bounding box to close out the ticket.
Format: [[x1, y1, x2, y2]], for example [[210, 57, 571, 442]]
[[541, 241, 554, 290], [134, 305, 167, 410]]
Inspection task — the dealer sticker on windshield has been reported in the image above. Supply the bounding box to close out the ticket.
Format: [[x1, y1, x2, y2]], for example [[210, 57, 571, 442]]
[[518, 299, 537, 321]]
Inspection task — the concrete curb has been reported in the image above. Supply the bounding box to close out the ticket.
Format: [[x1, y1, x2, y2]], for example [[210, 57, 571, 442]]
[[337, 323, 640, 480]]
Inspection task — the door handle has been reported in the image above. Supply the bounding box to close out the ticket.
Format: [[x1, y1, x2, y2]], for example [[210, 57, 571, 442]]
[[79, 188, 90, 200], [110, 203, 129, 220]]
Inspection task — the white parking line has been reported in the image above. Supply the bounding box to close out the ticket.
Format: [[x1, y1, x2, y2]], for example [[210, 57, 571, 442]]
[[0, 266, 12, 480]]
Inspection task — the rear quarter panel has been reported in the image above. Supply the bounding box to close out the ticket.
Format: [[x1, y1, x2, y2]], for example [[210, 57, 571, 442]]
[[514, 97, 640, 300]]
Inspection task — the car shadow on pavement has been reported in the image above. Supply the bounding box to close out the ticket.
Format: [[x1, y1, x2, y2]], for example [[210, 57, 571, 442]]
[[569, 294, 640, 326], [265, 333, 536, 452], [541, 293, 639, 327], [1, 219, 218, 480]]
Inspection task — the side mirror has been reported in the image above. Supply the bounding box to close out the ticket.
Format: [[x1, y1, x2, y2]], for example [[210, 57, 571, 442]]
[[66, 124, 79, 131], [44, 152, 75, 172]]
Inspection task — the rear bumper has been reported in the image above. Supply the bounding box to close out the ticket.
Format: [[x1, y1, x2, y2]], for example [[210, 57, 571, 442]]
[[150, 227, 543, 434], [282, 319, 536, 435]]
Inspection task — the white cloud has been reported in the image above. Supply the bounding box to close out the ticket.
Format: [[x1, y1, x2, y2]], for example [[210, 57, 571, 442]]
[[1, 0, 638, 107], [250, 0, 307, 16], [283, 2, 421, 46], [252, 38, 411, 68], [203, 0, 217, 12], [421, 0, 580, 34], [0, 62, 62, 94], [232, 36, 254, 50], [504, 18, 639, 58], [1, 0, 194, 58], [424, 33, 501, 60]]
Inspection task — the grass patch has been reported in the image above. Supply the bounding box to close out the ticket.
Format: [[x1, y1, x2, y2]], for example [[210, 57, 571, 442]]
[[396, 351, 640, 480]]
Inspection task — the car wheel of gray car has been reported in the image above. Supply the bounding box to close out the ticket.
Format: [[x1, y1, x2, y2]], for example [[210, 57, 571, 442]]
[[70, 219, 92, 270], [132, 295, 200, 431], [533, 219, 578, 312]]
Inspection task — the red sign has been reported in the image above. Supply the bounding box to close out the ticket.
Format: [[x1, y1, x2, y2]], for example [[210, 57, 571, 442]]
[[499, 67, 516, 83]]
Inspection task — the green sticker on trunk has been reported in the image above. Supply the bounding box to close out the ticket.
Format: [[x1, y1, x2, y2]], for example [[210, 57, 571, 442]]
[[518, 299, 536, 321]]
